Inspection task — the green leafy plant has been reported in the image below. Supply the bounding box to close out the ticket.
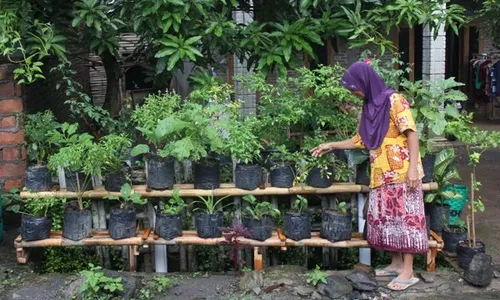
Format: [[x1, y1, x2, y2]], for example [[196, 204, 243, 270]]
[[291, 195, 308, 214], [47, 123, 96, 210], [296, 133, 354, 184], [80, 263, 124, 300], [242, 195, 280, 220], [53, 63, 134, 140], [401, 77, 467, 157], [1, 187, 21, 213], [424, 148, 461, 205], [152, 102, 228, 162], [23, 111, 60, 166], [306, 265, 327, 286], [159, 188, 185, 215], [444, 219, 467, 233], [138, 276, 172, 300], [360, 50, 411, 91], [18, 197, 66, 219], [104, 183, 147, 210], [0, 5, 67, 84], [336, 201, 349, 215], [87, 134, 132, 178], [226, 116, 263, 165], [446, 113, 500, 247], [39, 247, 100, 274], [242, 266, 252, 273], [193, 191, 232, 215], [131, 91, 181, 157]]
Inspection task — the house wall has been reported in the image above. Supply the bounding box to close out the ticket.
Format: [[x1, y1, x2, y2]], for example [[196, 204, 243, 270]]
[[0, 64, 25, 191]]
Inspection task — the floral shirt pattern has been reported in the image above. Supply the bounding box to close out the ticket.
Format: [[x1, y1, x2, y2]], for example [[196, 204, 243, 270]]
[[352, 93, 424, 188]]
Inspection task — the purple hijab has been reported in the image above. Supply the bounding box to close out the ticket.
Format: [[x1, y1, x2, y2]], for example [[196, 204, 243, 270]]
[[340, 62, 394, 150]]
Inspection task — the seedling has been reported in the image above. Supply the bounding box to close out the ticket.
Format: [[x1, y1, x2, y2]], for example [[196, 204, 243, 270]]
[[104, 183, 147, 210], [337, 201, 348, 215], [243, 195, 280, 220], [160, 188, 185, 215], [306, 265, 327, 286], [193, 191, 232, 215], [291, 195, 308, 214], [80, 264, 124, 299]]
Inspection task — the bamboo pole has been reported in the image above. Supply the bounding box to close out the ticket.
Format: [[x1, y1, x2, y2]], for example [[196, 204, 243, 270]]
[[20, 183, 377, 199], [321, 196, 330, 267], [471, 172, 476, 247], [14, 231, 442, 249]]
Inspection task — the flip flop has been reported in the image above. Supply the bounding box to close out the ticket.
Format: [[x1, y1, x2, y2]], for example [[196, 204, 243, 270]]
[[375, 267, 400, 277], [387, 277, 420, 291]]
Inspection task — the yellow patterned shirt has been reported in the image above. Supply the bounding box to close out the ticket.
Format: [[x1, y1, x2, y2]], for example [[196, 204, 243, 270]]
[[351, 93, 424, 189]]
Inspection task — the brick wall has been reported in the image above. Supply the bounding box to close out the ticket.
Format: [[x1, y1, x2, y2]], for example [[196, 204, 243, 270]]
[[0, 64, 25, 191]]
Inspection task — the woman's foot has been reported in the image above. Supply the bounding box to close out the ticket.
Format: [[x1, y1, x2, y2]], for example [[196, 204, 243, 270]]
[[387, 270, 418, 291], [376, 252, 404, 276], [375, 267, 400, 276], [375, 264, 402, 276]]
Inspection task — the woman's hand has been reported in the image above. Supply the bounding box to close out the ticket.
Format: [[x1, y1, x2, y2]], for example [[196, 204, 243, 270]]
[[310, 142, 334, 157], [406, 166, 419, 190]]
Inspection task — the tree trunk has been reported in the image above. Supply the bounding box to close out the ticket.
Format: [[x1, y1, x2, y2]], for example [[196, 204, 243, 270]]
[[102, 51, 122, 117]]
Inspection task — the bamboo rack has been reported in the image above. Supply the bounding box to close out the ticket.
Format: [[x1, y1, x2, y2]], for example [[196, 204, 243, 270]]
[[20, 182, 438, 199], [14, 230, 443, 250]]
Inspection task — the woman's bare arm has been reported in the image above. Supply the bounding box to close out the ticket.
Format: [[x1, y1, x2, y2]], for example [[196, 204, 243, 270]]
[[310, 139, 356, 157], [406, 130, 420, 189]]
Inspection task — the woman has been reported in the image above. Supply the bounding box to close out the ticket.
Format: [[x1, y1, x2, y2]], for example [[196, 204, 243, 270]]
[[311, 62, 427, 291]]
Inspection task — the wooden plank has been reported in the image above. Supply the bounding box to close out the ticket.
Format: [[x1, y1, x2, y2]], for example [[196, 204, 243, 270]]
[[327, 39, 334, 66]]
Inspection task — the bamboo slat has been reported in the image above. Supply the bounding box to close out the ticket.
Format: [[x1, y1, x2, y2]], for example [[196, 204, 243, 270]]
[[20, 183, 438, 199], [14, 230, 442, 249]]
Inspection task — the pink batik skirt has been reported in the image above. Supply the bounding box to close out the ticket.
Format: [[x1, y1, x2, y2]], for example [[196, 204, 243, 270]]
[[367, 182, 429, 253]]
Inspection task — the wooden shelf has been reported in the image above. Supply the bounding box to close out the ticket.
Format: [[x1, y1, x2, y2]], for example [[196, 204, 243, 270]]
[[20, 182, 438, 199], [14, 230, 443, 249]]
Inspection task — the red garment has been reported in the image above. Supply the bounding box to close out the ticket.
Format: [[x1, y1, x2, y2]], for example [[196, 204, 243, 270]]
[[367, 182, 429, 254], [480, 60, 491, 85]]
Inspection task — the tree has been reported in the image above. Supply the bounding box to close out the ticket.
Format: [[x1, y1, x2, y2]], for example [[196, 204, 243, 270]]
[[476, 0, 500, 49], [0, 0, 466, 113], [71, 0, 124, 116]]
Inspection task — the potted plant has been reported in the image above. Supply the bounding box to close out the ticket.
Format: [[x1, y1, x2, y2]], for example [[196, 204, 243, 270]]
[[401, 77, 467, 183], [284, 195, 310, 241], [321, 200, 352, 242], [266, 145, 299, 188], [47, 122, 95, 192], [446, 113, 500, 269], [104, 183, 147, 240], [193, 191, 232, 238], [442, 220, 468, 253], [227, 117, 263, 190], [89, 134, 132, 192], [155, 188, 185, 240], [23, 110, 59, 192], [424, 148, 461, 234], [242, 195, 280, 241], [153, 102, 229, 190], [11, 196, 66, 241], [131, 92, 180, 190], [346, 150, 370, 186], [47, 124, 96, 241]]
